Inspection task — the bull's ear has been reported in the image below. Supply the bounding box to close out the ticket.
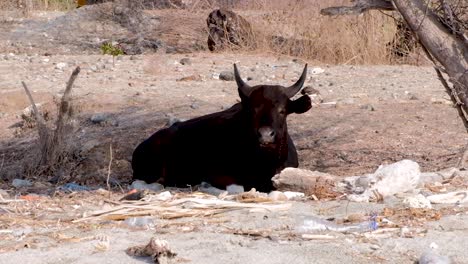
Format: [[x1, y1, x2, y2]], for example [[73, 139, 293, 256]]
[[288, 95, 312, 114], [234, 63, 251, 99], [285, 64, 307, 98]]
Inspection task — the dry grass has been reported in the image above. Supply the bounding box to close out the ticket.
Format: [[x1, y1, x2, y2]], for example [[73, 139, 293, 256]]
[[0, 0, 433, 64], [181, 0, 416, 65]]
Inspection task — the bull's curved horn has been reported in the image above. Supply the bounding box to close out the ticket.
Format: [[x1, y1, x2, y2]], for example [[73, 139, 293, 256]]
[[234, 63, 250, 97], [285, 64, 308, 98]]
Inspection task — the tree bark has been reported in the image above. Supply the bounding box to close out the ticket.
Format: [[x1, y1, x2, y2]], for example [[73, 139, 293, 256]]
[[391, 0, 468, 114], [320, 0, 468, 131]]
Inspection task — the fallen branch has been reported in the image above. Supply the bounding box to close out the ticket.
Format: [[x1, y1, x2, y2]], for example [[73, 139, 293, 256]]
[[320, 0, 394, 16]]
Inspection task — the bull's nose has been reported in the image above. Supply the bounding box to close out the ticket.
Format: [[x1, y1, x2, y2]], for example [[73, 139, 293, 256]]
[[258, 127, 275, 144]]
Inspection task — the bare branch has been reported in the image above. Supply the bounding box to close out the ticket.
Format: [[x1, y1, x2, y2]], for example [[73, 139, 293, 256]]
[[320, 0, 394, 16], [21, 81, 46, 125]]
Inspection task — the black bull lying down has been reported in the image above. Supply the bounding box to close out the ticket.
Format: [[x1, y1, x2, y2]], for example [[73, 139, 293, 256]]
[[132, 64, 311, 192]]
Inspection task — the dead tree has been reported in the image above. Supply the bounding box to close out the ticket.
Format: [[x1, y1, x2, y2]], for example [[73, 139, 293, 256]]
[[21, 67, 80, 171], [321, 1, 468, 167], [321, 0, 467, 129]]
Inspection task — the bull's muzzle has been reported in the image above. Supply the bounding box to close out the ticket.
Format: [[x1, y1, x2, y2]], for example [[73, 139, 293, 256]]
[[258, 127, 276, 145]]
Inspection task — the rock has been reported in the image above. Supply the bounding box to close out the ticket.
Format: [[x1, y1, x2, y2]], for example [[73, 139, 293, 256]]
[[419, 250, 452, 264], [402, 194, 432, 209], [180, 58, 191, 65], [12, 179, 33, 188], [427, 191, 468, 204], [219, 71, 235, 81], [268, 191, 288, 201], [272, 168, 338, 197], [177, 74, 203, 81], [226, 184, 244, 194], [207, 9, 254, 51], [130, 180, 164, 192], [283, 191, 305, 200], [370, 160, 420, 198], [199, 182, 226, 196], [190, 103, 199, 109], [123, 217, 155, 229], [346, 160, 421, 202], [418, 172, 444, 187], [90, 113, 108, 124], [55, 62, 68, 70], [360, 104, 375, 111], [310, 67, 325, 75], [301, 86, 320, 95], [166, 114, 183, 127]]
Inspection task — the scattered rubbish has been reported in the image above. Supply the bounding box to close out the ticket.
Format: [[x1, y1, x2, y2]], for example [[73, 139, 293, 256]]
[[402, 194, 432, 209], [130, 180, 164, 192], [283, 191, 305, 200], [296, 214, 378, 234], [126, 237, 177, 264], [93, 235, 110, 252], [19, 194, 42, 201], [12, 179, 32, 188], [121, 189, 148, 201], [151, 191, 173, 201], [427, 191, 468, 204], [268, 191, 288, 201], [419, 250, 452, 264], [198, 182, 226, 196], [236, 188, 271, 203], [346, 160, 420, 202], [58, 183, 91, 192], [226, 184, 244, 194], [123, 217, 155, 229], [73, 193, 290, 223], [301, 234, 336, 240]]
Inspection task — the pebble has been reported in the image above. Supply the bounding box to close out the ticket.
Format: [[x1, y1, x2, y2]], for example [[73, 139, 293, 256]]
[[402, 194, 432, 209], [90, 113, 108, 124], [12, 179, 33, 188], [219, 71, 235, 81], [180, 58, 191, 65], [130, 180, 164, 192], [55, 62, 68, 70]]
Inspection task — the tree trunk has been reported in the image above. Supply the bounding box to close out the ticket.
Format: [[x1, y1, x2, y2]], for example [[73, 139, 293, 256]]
[[391, 0, 468, 113]]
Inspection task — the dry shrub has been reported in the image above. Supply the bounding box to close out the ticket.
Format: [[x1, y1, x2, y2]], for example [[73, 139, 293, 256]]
[[241, 0, 397, 64]]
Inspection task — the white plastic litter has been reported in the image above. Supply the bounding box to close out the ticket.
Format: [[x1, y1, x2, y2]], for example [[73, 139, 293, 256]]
[[427, 191, 468, 204]]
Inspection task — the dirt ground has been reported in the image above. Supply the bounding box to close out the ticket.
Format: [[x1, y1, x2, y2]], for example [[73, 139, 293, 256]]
[[0, 7, 467, 264]]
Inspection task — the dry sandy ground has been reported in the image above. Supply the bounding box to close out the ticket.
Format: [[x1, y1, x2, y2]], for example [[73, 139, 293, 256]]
[[0, 51, 467, 264], [0, 8, 467, 264]]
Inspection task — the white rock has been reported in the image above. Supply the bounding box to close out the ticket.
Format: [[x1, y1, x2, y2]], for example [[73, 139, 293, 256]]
[[268, 191, 288, 201], [402, 194, 432, 209], [55, 62, 68, 70], [419, 250, 451, 264], [283, 191, 305, 200], [370, 160, 420, 197], [153, 191, 172, 201], [427, 191, 468, 204], [310, 67, 325, 74]]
